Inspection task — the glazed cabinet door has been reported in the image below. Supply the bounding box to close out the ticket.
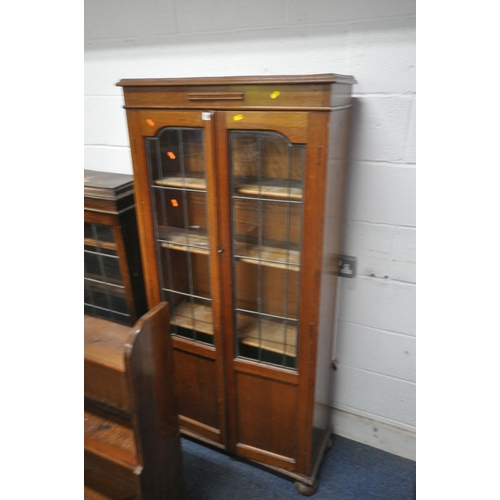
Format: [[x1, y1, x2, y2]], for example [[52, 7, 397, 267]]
[[217, 111, 329, 474], [84, 215, 135, 325], [126, 110, 226, 446]]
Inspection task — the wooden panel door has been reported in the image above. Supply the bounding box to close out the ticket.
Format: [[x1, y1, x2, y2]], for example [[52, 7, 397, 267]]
[[125, 110, 227, 447], [216, 111, 330, 475]]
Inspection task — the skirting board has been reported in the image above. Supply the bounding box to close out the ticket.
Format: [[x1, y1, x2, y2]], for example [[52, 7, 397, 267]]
[[330, 407, 416, 461]]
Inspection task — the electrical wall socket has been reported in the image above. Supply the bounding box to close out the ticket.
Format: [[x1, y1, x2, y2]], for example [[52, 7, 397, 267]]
[[338, 255, 356, 278]]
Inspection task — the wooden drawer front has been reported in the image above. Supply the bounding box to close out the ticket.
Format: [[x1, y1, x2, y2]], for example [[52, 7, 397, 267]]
[[123, 84, 329, 110]]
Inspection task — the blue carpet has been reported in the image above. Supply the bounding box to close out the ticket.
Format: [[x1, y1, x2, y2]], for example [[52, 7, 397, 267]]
[[181, 435, 416, 499]]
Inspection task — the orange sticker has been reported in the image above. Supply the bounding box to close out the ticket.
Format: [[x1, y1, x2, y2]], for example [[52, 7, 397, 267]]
[[146, 118, 155, 126], [170, 199, 179, 207], [167, 151, 176, 160], [233, 114, 244, 121]]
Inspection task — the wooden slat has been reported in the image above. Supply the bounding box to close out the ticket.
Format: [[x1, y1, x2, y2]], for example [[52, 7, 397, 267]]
[[84, 410, 138, 471]]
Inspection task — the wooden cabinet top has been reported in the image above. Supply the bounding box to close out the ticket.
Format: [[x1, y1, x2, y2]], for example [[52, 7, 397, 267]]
[[117, 73, 356, 87], [117, 73, 356, 111], [84, 170, 135, 214]]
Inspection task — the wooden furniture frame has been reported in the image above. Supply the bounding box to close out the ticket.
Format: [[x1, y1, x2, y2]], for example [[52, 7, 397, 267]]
[[84, 302, 186, 499], [117, 74, 355, 495], [84, 170, 147, 326]]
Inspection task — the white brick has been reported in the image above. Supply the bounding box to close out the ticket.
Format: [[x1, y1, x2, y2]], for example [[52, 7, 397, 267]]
[[342, 222, 415, 283], [177, 0, 287, 32], [84, 145, 133, 175], [287, 0, 416, 25], [84, 96, 130, 147], [84, 24, 354, 97], [350, 0, 416, 20], [344, 162, 416, 226], [84, 0, 177, 40], [338, 276, 416, 335], [335, 320, 416, 382], [349, 96, 414, 162], [287, 0, 352, 24], [390, 227, 416, 283], [226, 26, 350, 75], [342, 221, 394, 277], [405, 97, 416, 163], [331, 364, 416, 427], [348, 18, 415, 94]]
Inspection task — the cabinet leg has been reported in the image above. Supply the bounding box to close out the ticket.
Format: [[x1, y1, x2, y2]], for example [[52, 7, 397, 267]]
[[294, 480, 318, 497], [326, 434, 333, 451]]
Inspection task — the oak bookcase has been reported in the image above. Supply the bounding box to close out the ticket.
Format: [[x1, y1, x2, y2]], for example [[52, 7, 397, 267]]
[[84, 170, 147, 326], [117, 74, 355, 495]]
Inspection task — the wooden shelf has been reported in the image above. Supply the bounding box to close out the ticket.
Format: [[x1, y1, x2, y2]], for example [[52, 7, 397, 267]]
[[84, 238, 117, 252], [85, 276, 126, 290], [172, 300, 214, 336], [158, 227, 300, 268], [235, 179, 303, 201], [155, 175, 303, 201], [237, 314, 297, 358], [155, 175, 207, 191], [235, 242, 300, 269], [159, 227, 210, 255]]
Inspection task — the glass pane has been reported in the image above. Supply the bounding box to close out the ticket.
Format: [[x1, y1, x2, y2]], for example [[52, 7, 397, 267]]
[[230, 131, 305, 369], [236, 311, 298, 369], [84, 222, 130, 325], [84, 251, 122, 285], [149, 128, 206, 189], [154, 188, 209, 252], [233, 199, 301, 267], [147, 127, 214, 346], [84, 222, 117, 255], [232, 132, 304, 200]]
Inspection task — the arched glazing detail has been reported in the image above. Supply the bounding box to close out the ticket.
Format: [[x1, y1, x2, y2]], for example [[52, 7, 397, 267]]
[[145, 127, 214, 345], [229, 130, 305, 369]]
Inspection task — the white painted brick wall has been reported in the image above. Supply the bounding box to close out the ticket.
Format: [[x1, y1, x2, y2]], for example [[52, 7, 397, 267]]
[[84, 0, 416, 449]]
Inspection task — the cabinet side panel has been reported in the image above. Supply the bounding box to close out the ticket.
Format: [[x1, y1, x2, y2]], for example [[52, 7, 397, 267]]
[[314, 104, 352, 432]]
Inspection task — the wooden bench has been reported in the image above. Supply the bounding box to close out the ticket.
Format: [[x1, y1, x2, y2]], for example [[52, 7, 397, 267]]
[[84, 302, 186, 499]]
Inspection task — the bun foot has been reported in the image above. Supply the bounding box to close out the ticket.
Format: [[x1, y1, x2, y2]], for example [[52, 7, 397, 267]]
[[294, 480, 318, 496]]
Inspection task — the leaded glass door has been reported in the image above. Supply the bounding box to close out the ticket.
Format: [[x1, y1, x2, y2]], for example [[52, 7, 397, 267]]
[[229, 130, 305, 369], [145, 125, 215, 345], [84, 221, 131, 324]]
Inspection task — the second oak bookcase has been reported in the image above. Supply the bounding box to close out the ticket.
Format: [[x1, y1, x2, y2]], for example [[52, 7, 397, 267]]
[[117, 74, 355, 495]]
